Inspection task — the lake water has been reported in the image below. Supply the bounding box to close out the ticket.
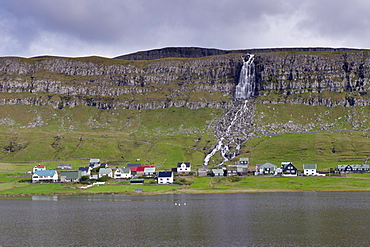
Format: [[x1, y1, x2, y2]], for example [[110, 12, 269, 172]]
[[1, 191, 369, 246]]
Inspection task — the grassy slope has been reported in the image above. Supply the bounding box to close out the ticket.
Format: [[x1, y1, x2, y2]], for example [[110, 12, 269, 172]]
[[0, 104, 222, 169], [0, 101, 369, 171]]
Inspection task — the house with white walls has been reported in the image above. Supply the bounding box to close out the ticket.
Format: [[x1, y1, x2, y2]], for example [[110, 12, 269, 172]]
[[32, 170, 58, 183]]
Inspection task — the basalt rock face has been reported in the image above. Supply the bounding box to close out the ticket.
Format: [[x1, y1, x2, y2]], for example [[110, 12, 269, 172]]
[[0, 48, 370, 110], [254, 51, 370, 106], [0, 55, 241, 109]]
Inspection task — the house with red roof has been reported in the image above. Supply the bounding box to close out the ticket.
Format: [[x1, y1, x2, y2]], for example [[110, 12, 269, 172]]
[[33, 164, 46, 173]]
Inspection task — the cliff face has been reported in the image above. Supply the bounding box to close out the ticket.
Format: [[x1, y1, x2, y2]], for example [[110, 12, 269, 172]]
[[0, 55, 240, 109], [0, 48, 370, 110], [255, 51, 370, 106]]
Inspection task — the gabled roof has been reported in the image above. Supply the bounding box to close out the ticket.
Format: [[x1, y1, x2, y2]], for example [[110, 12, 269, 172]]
[[128, 166, 139, 172], [212, 168, 224, 174], [136, 166, 146, 171], [282, 163, 297, 172], [34, 170, 57, 176], [353, 164, 370, 169], [257, 162, 277, 168], [158, 171, 173, 178], [79, 167, 89, 172], [122, 168, 131, 173], [35, 165, 45, 168], [303, 164, 317, 170], [281, 162, 292, 168], [177, 162, 190, 167], [60, 170, 81, 179], [144, 167, 156, 172], [239, 158, 249, 162], [117, 168, 131, 173], [99, 168, 112, 174]]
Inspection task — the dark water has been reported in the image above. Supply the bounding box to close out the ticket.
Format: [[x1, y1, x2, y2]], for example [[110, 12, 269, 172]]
[[0, 191, 369, 246]]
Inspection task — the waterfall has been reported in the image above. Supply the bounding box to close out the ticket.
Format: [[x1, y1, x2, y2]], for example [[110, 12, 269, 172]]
[[203, 54, 256, 166], [234, 54, 255, 100]]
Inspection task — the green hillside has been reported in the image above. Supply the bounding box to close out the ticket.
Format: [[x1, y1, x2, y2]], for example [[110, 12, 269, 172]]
[[0, 100, 369, 171]]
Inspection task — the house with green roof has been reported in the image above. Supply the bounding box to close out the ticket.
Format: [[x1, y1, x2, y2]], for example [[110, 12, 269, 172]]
[[256, 162, 277, 175], [303, 164, 317, 176], [60, 170, 82, 182], [114, 168, 131, 179], [99, 168, 113, 178], [238, 158, 249, 165], [211, 168, 224, 177]]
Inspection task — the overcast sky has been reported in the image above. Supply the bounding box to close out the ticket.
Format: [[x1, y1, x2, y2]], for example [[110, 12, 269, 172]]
[[1, 0, 369, 58]]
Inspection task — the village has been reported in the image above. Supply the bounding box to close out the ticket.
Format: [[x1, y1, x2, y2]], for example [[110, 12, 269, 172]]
[[29, 158, 370, 185]]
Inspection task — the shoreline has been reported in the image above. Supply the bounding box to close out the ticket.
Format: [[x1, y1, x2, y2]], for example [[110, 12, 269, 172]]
[[2, 188, 370, 198]]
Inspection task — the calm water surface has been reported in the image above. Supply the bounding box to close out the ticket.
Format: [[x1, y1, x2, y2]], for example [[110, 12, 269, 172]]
[[1, 191, 369, 246]]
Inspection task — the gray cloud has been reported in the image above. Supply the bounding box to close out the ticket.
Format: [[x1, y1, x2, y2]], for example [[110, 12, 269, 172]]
[[0, 0, 369, 57]]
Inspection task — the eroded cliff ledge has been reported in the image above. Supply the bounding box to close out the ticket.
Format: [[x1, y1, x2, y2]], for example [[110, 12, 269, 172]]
[[0, 47, 369, 109]]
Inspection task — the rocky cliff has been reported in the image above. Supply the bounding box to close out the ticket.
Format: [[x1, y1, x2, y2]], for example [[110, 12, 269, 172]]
[[1, 48, 369, 111], [0, 54, 240, 109], [255, 51, 370, 106]]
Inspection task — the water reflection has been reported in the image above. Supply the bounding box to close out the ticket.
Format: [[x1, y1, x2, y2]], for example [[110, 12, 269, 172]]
[[1, 192, 370, 246], [32, 195, 58, 201]]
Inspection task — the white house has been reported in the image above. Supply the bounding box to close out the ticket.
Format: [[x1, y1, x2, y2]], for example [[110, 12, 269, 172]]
[[99, 168, 113, 178], [114, 168, 131, 179], [177, 162, 191, 174], [211, 168, 224, 177], [89, 159, 101, 168], [32, 170, 58, 183], [78, 167, 91, 176], [157, 172, 173, 184], [303, 164, 325, 176], [303, 164, 317, 176], [256, 162, 277, 175], [144, 167, 156, 177], [33, 165, 46, 173]]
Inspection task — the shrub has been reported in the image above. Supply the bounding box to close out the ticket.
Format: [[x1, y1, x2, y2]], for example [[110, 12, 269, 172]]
[[229, 176, 242, 182], [81, 176, 90, 182], [173, 177, 194, 186], [18, 178, 32, 183], [97, 176, 110, 182]]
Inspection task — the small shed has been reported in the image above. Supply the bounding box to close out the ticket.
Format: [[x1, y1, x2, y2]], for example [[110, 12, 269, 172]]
[[57, 164, 72, 169], [197, 165, 209, 176], [130, 179, 144, 185], [239, 158, 249, 165]]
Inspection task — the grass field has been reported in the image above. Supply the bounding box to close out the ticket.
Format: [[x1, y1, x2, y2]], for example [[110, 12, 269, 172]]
[[1, 175, 370, 196]]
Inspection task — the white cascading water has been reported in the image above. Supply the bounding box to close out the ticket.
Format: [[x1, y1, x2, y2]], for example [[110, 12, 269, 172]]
[[234, 54, 255, 99], [204, 54, 256, 166]]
